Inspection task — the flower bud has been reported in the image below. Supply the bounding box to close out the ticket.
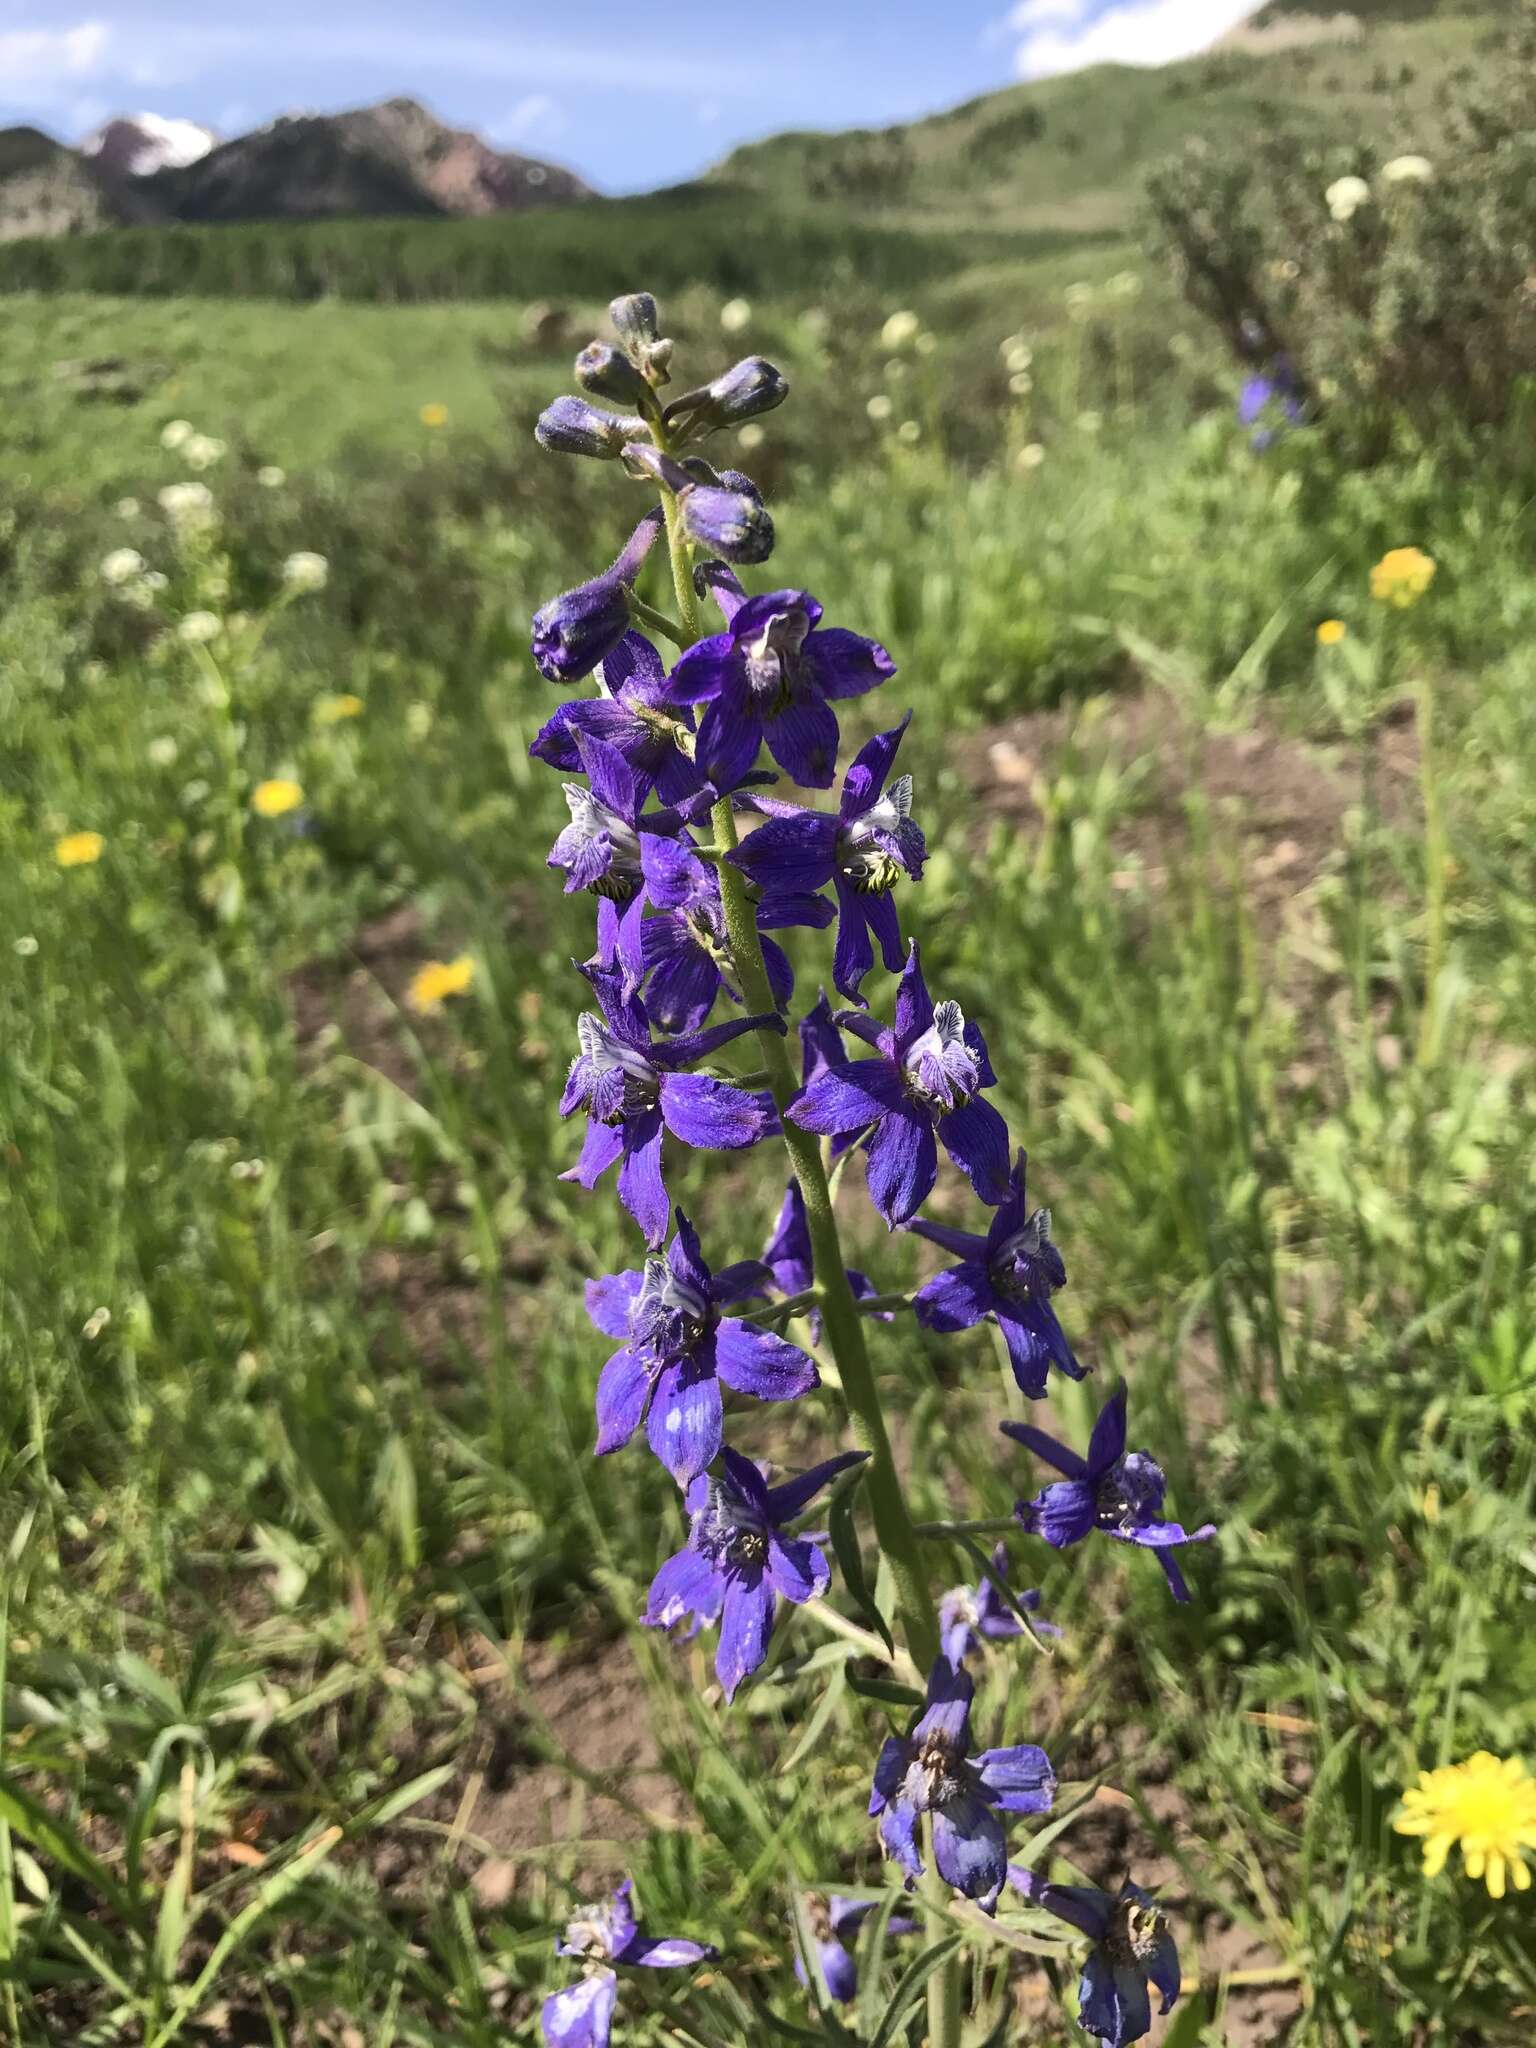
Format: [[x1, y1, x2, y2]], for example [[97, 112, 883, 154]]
[[530, 506, 664, 682], [609, 292, 660, 352], [679, 481, 775, 566], [535, 395, 648, 460], [664, 357, 789, 434], [574, 342, 651, 408]]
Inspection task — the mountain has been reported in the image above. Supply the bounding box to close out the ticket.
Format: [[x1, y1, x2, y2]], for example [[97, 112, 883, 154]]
[[82, 114, 217, 180], [0, 96, 591, 240]]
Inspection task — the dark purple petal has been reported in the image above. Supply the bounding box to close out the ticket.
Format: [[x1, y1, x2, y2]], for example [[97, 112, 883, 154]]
[[931, 1794, 1008, 1911], [1119, 1518, 1217, 1552], [869, 1736, 908, 1815], [862, 887, 906, 976], [695, 691, 766, 796], [645, 935, 722, 1035], [585, 1268, 644, 1339], [913, 1658, 975, 1749], [765, 694, 841, 790], [840, 715, 910, 819], [831, 884, 876, 1008], [716, 1569, 776, 1700], [762, 1180, 814, 1294], [975, 1744, 1056, 1814], [644, 1545, 726, 1635], [1010, 1874, 1113, 1941], [660, 1072, 774, 1150], [729, 812, 839, 897], [999, 1418, 1091, 1480], [906, 1215, 989, 1261], [541, 1969, 617, 2048], [789, 1058, 905, 1136], [996, 1305, 1086, 1400], [878, 1797, 923, 1886], [757, 889, 837, 933], [805, 625, 896, 701], [865, 1103, 938, 1229], [657, 1007, 785, 1068], [575, 729, 642, 822], [561, 1117, 624, 1189], [891, 944, 934, 1049], [799, 991, 846, 1084], [766, 1531, 829, 1605], [913, 1262, 996, 1332], [665, 635, 739, 706], [937, 1099, 1012, 1206], [1019, 1477, 1098, 1549], [529, 694, 639, 773], [603, 629, 667, 700], [762, 1449, 869, 1524], [647, 1356, 723, 1485], [733, 588, 823, 640], [815, 1938, 858, 2004], [713, 1319, 819, 1401], [710, 1258, 772, 1306], [594, 1347, 650, 1455], [617, 1110, 668, 1244], [1087, 1384, 1130, 1474], [761, 935, 796, 1013], [718, 1444, 771, 1510], [667, 1210, 713, 1298]]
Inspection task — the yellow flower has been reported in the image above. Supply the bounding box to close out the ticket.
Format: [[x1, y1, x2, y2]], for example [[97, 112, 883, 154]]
[[55, 830, 105, 868], [316, 693, 363, 724], [251, 778, 303, 818], [1316, 619, 1347, 646], [1395, 1753, 1536, 1897], [419, 402, 449, 429], [409, 955, 475, 1014], [1370, 547, 1436, 608]]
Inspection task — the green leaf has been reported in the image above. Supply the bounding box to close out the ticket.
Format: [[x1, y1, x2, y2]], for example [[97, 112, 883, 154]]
[[1159, 1988, 1208, 2047], [846, 1673, 925, 1710], [0, 1775, 131, 1920], [869, 1934, 963, 2048], [828, 1471, 895, 1657]]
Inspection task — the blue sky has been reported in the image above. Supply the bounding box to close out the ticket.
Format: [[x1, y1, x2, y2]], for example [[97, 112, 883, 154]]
[[2, 2, 1253, 191]]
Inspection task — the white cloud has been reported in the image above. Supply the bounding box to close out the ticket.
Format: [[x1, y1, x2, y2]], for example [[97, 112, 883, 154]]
[[1006, 0, 1256, 79], [492, 93, 565, 147], [0, 21, 111, 97]]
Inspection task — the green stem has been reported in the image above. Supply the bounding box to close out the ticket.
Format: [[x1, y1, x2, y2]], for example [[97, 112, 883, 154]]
[[923, 1820, 962, 2048], [914, 1516, 1019, 1540], [710, 793, 939, 1673], [1416, 668, 1446, 1067]]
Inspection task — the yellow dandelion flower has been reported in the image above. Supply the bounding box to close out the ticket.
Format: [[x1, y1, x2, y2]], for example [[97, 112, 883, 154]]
[[1395, 1752, 1536, 1897], [55, 830, 105, 868], [316, 693, 364, 725], [420, 402, 449, 429], [1316, 619, 1347, 646], [409, 955, 475, 1014], [251, 778, 304, 818], [1370, 547, 1436, 608]]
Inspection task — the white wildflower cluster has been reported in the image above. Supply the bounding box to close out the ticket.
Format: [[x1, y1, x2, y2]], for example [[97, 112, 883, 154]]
[[159, 480, 217, 532], [1328, 157, 1432, 223], [99, 546, 168, 610], [281, 551, 329, 594]]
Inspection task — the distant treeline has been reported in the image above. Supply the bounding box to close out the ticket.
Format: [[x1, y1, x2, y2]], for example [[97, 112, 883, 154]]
[[0, 186, 1060, 303]]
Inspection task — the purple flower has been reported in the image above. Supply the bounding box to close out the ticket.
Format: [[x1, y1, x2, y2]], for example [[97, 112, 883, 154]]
[[560, 962, 781, 1245], [532, 507, 664, 683], [907, 1150, 1083, 1399], [760, 1178, 883, 1340], [535, 395, 647, 460], [728, 716, 926, 1006], [586, 1212, 818, 1484], [793, 1895, 916, 2004], [666, 575, 895, 792], [542, 1879, 713, 2048], [547, 728, 690, 916], [639, 845, 796, 1033], [938, 1542, 1058, 1665], [530, 632, 707, 806], [1004, 1384, 1216, 1602], [1237, 354, 1305, 450], [1008, 1868, 1180, 2048], [787, 944, 1011, 1229], [643, 1443, 865, 1693], [868, 1658, 1054, 1913]]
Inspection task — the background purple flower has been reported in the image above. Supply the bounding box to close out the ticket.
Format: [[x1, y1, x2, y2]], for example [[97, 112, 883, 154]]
[[907, 1150, 1083, 1398], [938, 1542, 1058, 1664], [729, 715, 926, 1005], [586, 1212, 817, 1484], [760, 1178, 885, 1341], [530, 632, 706, 805], [543, 1879, 713, 2048], [560, 963, 780, 1244], [1008, 1868, 1180, 2048], [868, 1658, 1054, 1913], [666, 583, 894, 791], [643, 1443, 866, 1695], [638, 843, 796, 1033], [1005, 1384, 1216, 1602], [788, 944, 1011, 1227], [793, 1895, 916, 2004]]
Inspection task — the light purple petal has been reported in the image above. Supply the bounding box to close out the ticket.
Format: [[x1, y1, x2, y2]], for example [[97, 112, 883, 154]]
[[913, 1261, 995, 1332], [932, 1796, 1007, 1912], [975, 1744, 1056, 1814], [561, 1118, 624, 1190], [617, 1934, 716, 1969], [788, 1058, 905, 1136], [647, 1357, 723, 1485], [585, 1268, 643, 1339], [713, 1318, 819, 1401], [644, 1546, 725, 1634], [869, 1735, 908, 1816], [805, 625, 896, 701], [766, 1531, 829, 1605], [617, 1109, 668, 1245], [541, 1969, 616, 2048], [865, 1102, 938, 1228], [878, 1797, 923, 1887], [660, 1072, 774, 1150], [716, 1570, 776, 1700]]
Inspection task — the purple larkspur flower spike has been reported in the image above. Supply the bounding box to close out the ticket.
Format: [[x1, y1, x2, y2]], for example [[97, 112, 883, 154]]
[[542, 1879, 714, 2048], [560, 963, 782, 1245], [1004, 1383, 1216, 1601], [1008, 1868, 1181, 2047], [547, 731, 694, 980], [530, 632, 708, 807], [643, 1441, 866, 1691], [938, 1541, 1058, 1666], [786, 943, 1011, 1228], [665, 574, 895, 791], [793, 1894, 917, 2004], [868, 1658, 1054, 1913], [907, 1149, 1084, 1398], [532, 506, 664, 683], [729, 714, 926, 1005], [587, 1211, 819, 1485]]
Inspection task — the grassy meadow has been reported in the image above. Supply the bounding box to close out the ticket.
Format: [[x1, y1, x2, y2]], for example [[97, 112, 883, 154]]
[[4, 51, 1536, 2045]]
